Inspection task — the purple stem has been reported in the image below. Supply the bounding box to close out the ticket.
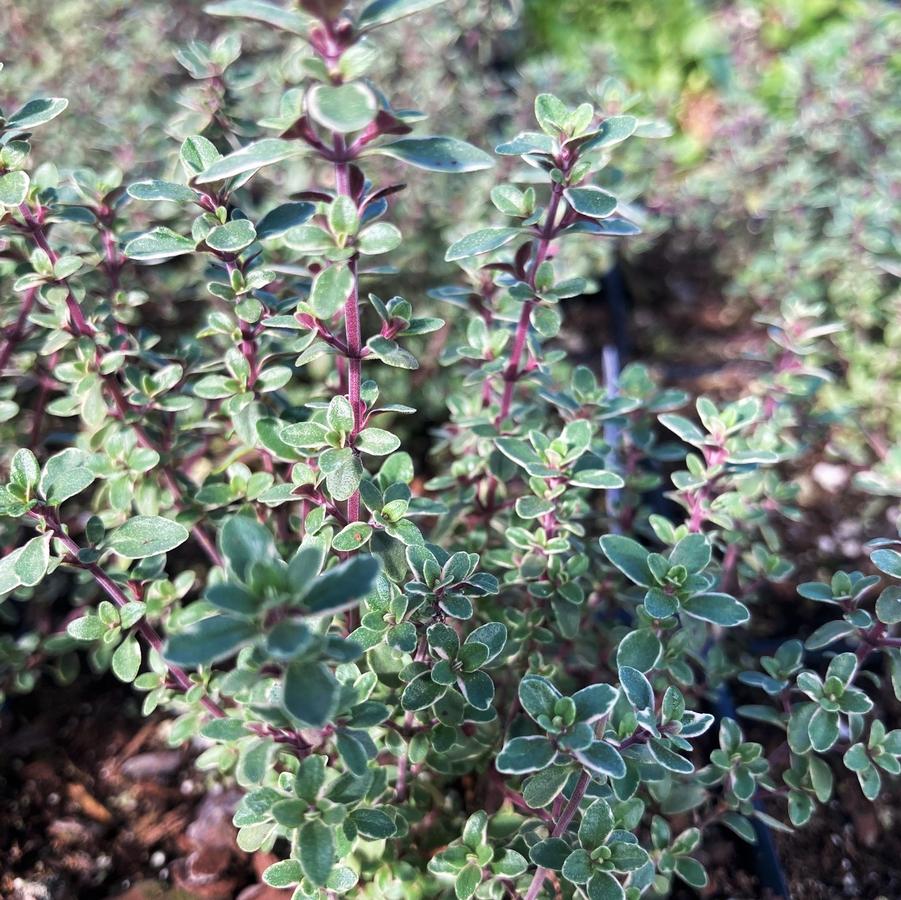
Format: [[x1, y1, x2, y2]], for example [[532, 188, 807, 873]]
[[496, 182, 565, 425], [0, 287, 38, 372], [523, 767, 592, 900], [333, 136, 362, 524], [48, 517, 226, 719], [17, 203, 95, 338]]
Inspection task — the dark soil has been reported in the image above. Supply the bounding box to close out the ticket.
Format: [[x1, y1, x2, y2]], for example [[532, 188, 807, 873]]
[[0, 676, 281, 900], [775, 773, 901, 900]]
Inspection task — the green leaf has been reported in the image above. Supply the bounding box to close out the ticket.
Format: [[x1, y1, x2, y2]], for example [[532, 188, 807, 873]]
[[33, 453, 92, 507], [573, 741, 626, 779], [648, 738, 693, 773], [327, 395, 354, 433], [106, 516, 189, 558], [569, 469, 624, 489], [530, 837, 571, 870], [616, 629, 662, 672], [599, 535, 652, 587], [12, 534, 49, 588], [358, 0, 446, 30], [682, 592, 750, 627], [493, 848, 527, 877], [111, 635, 142, 682], [205, 0, 310, 33], [205, 219, 257, 253], [872, 548, 901, 578], [496, 736, 556, 774], [272, 802, 309, 828], [804, 619, 855, 650], [534, 93, 569, 136], [572, 683, 619, 723], [618, 665, 653, 711], [495, 437, 544, 470], [515, 496, 554, 519], [219, 515, 278, 580], [464, 622, 507, 663], [332, 522, 373, 551], [496, 131, 556, 156], [458, 670, 494, 710], [445, 227, 521, 262], [366, 335, 419, 369], [165, 615, 258, 665], [326, 866, 359, 893], [0, 171, 29, 206], [857, 763, 882, 800], [180, 135, 221, 176], [10, 449, 39, 492], [196, 138, 302, 183], [307, 555, 380, 615], [308, 83, 378, 134], [125, 227, 195, 261], [67, 614, 105, 641], [578, 798, 614, 849], [201, 718, 248, 741], [519, 674, 561, 723], [809, 707, 840, 752], [355, 428, 401, 456], [561, 848, 592, 884], [787, 702, 816, 753], [522, 765, 569, 808], [284, 660, 339, 726], [454, 863, 482, 900], [659, 413, 707, 447], [310, 265, 353, 319], [263, 859, 303, 888], [843, 742, 870, 772], [401, 671, 445, 711], [668, 533, 711, 573], [267, 620, 314, 660], [127, 180, 196, 202], [586, 871, 625, 900], [581, 116, 637, 150], [374, 137, 493, 173], [358, 222, 402, 255], [609, 842, 649, 872], [334, 199, 362, 240], [6, 97, 68, 130], [256, 202, 315, 239], [298, 819, 334, 887], [564, 186, 617, 219], [876, 586, 901, 625], [320, 447, 364, 501], [350, 807, 396, 839], [280, 420, 329, 450]]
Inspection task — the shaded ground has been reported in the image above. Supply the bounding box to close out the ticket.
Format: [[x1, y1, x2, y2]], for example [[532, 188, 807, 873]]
[[0, 677, 281, 900]]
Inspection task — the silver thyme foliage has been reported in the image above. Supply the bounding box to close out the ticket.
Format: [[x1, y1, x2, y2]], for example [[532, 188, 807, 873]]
[[0, 3, 899, 899]]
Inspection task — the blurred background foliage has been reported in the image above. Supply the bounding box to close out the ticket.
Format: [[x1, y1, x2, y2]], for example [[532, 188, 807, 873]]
[[0, 0, 898, 474]]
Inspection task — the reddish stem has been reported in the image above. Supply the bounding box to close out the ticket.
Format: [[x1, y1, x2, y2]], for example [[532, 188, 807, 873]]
[[17, 203, 95, 338], [29, 352, 58, 447], [0, 286, 38, 372], [495, 182, 565, 426], [334, 137, 362, 523], [49, 519, 225, 719], [523, 768, 592, 900], [106, 378, 223, 568]]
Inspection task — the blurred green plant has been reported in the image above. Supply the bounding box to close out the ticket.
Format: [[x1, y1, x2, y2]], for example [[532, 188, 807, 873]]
[[651, 8, 901, 465]]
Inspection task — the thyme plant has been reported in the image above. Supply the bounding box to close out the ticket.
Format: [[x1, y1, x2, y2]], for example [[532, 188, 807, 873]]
[[0, 2, 899, 898]]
